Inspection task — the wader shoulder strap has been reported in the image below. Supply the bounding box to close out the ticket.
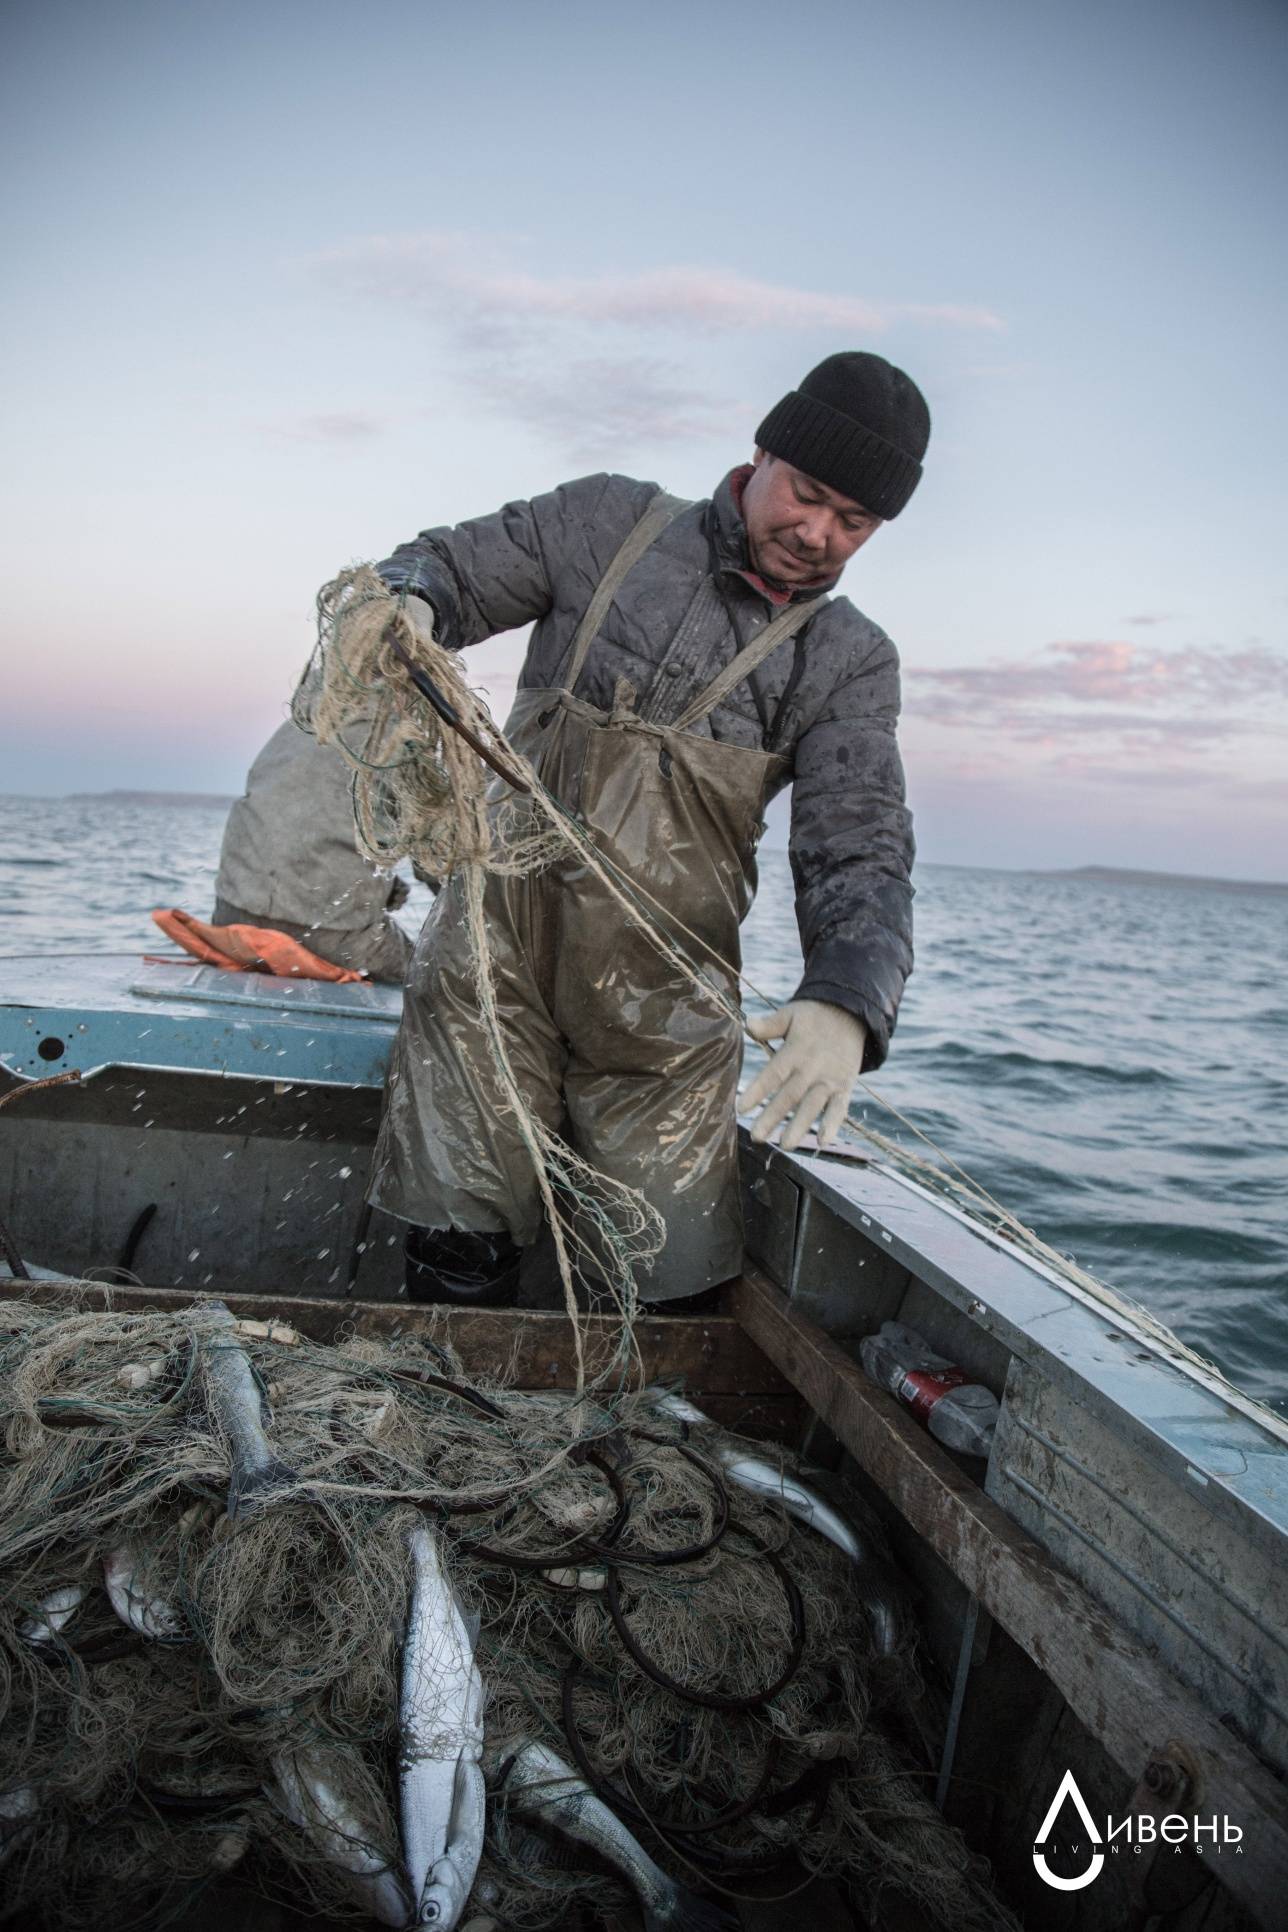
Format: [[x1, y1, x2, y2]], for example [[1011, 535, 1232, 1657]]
[[671, 593, 829, 733], [562, 490, 692, 693]]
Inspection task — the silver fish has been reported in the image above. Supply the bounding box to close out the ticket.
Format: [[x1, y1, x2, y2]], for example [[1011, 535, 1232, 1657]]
[[645, 1388, 903, 1656], [500, 1740, 734, 1931], [0, 1784, 39, 1868], [401, 1524, 485, 1929], [718, 1453, 867, 1560], [645, 1389, 866, 1557], [19, 1583, 87, 1646], [203, 1301, 299, 1518], [269, 1743, 409, 1926], [645, 1390, 708, 1427], [102, 1547, 183, 1640]]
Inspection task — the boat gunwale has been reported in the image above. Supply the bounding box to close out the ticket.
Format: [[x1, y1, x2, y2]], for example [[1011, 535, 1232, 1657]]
[[742, 1136, 1288, 1562]]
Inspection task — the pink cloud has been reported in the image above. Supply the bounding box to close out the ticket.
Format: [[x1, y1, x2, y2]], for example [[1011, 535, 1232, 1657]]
[[316, 232, 1005, 337], [907, 738, 1288, 817], [907, 638, 1288, 723], [904, 638, 1288, 789], [306, 232, 1001, 462], [260, 410, 387, 443]]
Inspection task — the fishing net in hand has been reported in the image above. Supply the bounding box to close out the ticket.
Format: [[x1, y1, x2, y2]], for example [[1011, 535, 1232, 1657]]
[[296, 567, 560, 883], [293, 568, 687, 1382], [292, 570, 767, 1388], [0, 1297, 1018, 1932]]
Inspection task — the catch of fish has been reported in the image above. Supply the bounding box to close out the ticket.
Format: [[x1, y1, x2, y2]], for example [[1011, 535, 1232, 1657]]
[[0, 1297, 994, 1932]]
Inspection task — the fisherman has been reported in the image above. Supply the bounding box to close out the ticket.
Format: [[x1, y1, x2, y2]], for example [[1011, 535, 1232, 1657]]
[[368, 352, 927, 1308], [212, 720, 414, 983]]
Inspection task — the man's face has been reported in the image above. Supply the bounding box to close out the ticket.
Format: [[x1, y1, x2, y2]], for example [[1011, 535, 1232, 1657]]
[[741, 450, 882, 587]]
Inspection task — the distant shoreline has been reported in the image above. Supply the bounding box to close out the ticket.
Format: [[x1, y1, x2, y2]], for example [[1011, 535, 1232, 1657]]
[[29, 790, 237, 810], [1009, 862, 1287, 896]]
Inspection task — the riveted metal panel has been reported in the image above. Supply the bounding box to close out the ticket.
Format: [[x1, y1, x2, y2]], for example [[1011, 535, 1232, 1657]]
[[990, 1357, 1288, 1775], [739, 1138, 800, 1287]]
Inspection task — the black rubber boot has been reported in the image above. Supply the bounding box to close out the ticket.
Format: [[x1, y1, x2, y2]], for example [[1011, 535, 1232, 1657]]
[[404, 1226, 522, 1308], [646, 1283, 727, 1317]]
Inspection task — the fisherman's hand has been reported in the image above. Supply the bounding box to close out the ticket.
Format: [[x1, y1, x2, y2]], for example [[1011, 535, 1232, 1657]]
[[740, 1000, 867, 1151], [394, 591, 438, 647]]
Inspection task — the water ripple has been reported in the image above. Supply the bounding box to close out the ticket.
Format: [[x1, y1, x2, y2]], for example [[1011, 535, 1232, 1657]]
[[742, 851, 1288, 1414]]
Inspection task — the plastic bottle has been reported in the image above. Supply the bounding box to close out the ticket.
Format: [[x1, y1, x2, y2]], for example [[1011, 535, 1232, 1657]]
[[859, 1320, 999, 1457]]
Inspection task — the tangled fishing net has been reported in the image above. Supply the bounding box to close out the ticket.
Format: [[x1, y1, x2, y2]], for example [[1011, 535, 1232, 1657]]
[[0, 1295, 1019, 1931], [291, 569, 761, 1389]]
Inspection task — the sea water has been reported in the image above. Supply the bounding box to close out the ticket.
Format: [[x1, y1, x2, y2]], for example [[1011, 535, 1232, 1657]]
[[2, 793, 1285, 1413]]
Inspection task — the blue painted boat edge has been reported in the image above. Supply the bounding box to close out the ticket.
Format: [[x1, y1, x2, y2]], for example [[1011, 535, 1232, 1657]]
[[0, 954, 400, 1089]]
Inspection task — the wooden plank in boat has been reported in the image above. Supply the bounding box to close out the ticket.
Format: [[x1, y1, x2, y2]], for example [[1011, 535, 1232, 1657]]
[[0, 1278, 795, 1400], [729, 1268, 1288, 1927]]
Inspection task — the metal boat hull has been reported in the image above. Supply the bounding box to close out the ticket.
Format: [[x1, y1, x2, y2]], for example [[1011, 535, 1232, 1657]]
[[3, 953, 1284, 1928]]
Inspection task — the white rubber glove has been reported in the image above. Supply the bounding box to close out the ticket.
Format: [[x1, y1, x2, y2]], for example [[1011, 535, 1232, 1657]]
[[739, 1000, 867, 1151], [396, 591, 438, 647]]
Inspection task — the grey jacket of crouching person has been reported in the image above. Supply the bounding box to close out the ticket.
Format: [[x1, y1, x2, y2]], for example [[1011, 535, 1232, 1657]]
[[214, 719, 413, 983], [377, 467, 914, 1066]]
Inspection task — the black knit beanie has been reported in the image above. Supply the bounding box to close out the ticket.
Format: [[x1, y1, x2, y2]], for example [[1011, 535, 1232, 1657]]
[[755, 352, 931, 520]]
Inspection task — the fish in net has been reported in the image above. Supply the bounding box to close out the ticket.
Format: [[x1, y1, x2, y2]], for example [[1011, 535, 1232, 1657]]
[[0, 1294, 1020, 1931]]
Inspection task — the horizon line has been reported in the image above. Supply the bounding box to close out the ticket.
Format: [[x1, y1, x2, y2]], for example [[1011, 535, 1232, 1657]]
[[2, 791, 1285, 893]]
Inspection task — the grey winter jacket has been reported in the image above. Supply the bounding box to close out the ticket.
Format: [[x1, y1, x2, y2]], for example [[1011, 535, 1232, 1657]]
[[377, 469, 914, 1066]]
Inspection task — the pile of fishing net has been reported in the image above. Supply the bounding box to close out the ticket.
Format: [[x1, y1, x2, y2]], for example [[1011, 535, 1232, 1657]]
[[0, 1296, 1018, 1931]]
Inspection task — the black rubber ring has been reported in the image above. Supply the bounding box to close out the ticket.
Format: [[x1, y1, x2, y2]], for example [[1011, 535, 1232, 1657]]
[[605, 1535, 805, 1712], [560, 1660, 777, 1838], [379, 1363, 508, 1420], [586, 1440, 730, 1568]]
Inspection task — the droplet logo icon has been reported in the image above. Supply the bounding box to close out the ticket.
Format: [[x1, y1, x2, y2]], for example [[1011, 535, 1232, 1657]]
[[1033, 1769, 1105, 1891]]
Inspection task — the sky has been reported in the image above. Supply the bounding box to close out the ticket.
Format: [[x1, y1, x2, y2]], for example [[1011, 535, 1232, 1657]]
[[2, 0, 1285, 876]]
